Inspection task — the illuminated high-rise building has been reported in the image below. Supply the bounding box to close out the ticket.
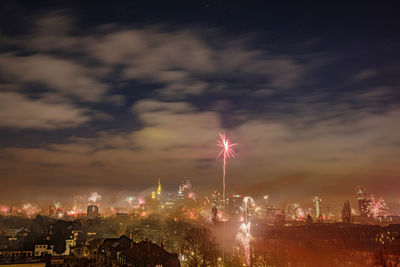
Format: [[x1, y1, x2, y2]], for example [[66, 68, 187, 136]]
[[313, 196, 322, 218], [87, 205, 99, 219], [263, 194, 276, 218], [177, 190, 184, 205], [165, 193, 174, 209], [157, 179, 162, 201], [355, 186, 369, 216]]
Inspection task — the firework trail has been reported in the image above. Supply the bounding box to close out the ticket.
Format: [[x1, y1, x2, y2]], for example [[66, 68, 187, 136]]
[[236, 222, 251, 266], [217, 132, 236, 210], [236, 196, 254, 266], [88, 192, 102, 203]]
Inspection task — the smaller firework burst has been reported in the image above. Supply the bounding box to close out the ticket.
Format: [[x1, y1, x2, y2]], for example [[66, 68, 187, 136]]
[[295, 206, 305, 221], [1, 206, 9, 214], [199, 209, 213, 223], [138, 197, 145, 206], [53, 201, 62, 210], [188, 191, 196, 200], [22, 203, 40, 218], [178, 179, 192, 196], [367, 194, 389, 218], [88, 192, 102, 203]]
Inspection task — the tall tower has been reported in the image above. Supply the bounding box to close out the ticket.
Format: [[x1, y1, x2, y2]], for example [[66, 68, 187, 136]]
[[313, 196, 322, 218], [156, 179, 162, 201]]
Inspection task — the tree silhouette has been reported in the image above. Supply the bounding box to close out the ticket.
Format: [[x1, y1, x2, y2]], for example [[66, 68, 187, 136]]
[[53, 228, 66, 255]]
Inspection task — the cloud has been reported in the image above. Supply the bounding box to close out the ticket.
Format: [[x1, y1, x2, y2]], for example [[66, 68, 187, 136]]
[[0, 53, 107, 101], [353, 69, 378, 80], [131, 99, 220, 157], [16, 14, 303, 98], [219, 48, 302, 88], [0, 92, 90, 129], [250, 89, 276, 97], [0, 12, 306, 137]]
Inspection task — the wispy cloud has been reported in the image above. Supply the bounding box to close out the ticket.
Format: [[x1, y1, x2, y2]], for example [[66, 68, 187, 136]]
[[0, 92, 90, 129]]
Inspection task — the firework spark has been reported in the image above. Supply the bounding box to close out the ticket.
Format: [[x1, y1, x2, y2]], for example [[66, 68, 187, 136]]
[[217, 132, 236, 210], [88, 192, 102, 203]]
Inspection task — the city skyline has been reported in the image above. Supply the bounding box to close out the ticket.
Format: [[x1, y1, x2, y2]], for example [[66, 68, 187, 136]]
[[0, 1, 399, 207]]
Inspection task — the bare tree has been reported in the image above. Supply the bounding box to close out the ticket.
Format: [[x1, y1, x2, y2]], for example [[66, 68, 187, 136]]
[[181, 227, 219, 267], [162, 219, 188, 253]]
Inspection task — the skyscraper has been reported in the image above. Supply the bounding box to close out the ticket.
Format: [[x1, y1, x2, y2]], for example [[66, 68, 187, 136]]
[[355, 186, 369, 216], [87, 205, 99, 219], [157, 179, 162, 201], [313, 196, 322, 218]]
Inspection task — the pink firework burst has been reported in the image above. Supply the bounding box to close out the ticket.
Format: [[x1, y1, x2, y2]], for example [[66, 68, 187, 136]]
[[217, 132, 237, 210], [217, 132, 236, 159]]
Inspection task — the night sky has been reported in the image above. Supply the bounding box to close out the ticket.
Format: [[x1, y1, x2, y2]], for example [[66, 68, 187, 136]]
[[0, 1, 399, 208]]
